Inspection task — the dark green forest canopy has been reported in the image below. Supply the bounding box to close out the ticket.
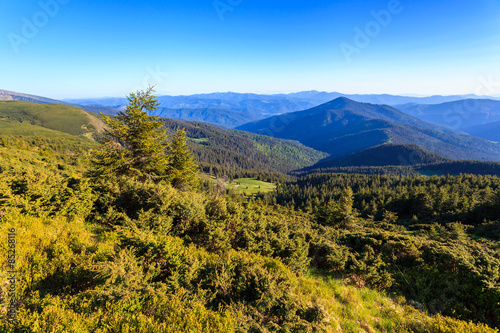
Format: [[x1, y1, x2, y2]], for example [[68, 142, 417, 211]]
[[161, 118, 327, 180], [265, 172, 500, 226]]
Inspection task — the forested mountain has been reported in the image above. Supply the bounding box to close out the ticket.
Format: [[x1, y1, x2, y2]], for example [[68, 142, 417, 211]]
[[312, 143, 450, 168], [396, 99, 500, 130], [296, 159, 500, 178], [238, 97, 500, 161], [161, 118, 327, 177], [463, 120, 500, 142]]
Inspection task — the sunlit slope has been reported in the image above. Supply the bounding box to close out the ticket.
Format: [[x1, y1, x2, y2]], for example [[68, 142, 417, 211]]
[[0, 101, 105, 138]]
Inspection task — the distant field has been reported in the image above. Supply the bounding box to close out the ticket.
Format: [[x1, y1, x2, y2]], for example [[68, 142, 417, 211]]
[[191, 137, 209, 143], [228, 178, 276, 195], [200, 174, 276, 195]]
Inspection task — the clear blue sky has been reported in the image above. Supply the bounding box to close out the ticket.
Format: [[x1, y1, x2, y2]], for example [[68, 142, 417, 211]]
[[1, 0, 499, 98]]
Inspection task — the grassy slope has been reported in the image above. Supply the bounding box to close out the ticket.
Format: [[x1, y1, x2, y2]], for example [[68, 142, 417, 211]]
[[0, 101, 104, 138], [200, 175, 276, 195]]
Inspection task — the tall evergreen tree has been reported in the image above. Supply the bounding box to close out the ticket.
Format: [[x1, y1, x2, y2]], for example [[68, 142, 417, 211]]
[[169, 128, 199, 190], [89, 86, 169, 181]]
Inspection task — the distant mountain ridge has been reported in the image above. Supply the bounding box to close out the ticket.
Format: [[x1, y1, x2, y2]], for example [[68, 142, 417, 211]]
[[238, 97, 500, 162], [6, 89, 500, 129], [64, 91, 500, 128], [396, 99, 500, 130], [0, 89, 64, 104], [153, 107, 259, 128], [66, 90, 500, 109]]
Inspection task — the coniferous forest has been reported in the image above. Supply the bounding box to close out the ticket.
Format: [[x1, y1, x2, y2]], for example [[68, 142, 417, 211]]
[[0, 89, 499, 333]]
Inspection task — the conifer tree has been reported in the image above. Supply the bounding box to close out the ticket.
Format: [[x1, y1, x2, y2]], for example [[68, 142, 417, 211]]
[[169, 128, 199, 190], [90, 86, 169, 182], [316, 187, 356, 227]]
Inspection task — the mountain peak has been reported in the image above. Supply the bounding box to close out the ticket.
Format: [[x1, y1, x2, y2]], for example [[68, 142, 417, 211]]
[[320, 97, 363, 110]]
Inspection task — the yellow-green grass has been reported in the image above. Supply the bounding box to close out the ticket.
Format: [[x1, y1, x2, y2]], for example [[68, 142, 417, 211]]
[[191, 137, 209, 143], [199, 175, 276, 196], [0, 119, 91, 139], [295, 272, 498, 333]]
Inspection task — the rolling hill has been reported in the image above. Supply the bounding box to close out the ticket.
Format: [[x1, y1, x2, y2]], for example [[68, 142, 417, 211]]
[[396, 99, 500, 130], [237, 97, 500, 162]]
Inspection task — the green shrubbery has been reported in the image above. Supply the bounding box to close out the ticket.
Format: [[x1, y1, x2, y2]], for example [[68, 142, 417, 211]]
[[1, 149, 498, 331]]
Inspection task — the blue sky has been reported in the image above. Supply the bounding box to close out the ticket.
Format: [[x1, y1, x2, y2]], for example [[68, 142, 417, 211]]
[[1, 0, 500, 98]]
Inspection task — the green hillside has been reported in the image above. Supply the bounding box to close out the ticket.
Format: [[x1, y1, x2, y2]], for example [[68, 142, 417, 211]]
[[0, 101, 104, 138]]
